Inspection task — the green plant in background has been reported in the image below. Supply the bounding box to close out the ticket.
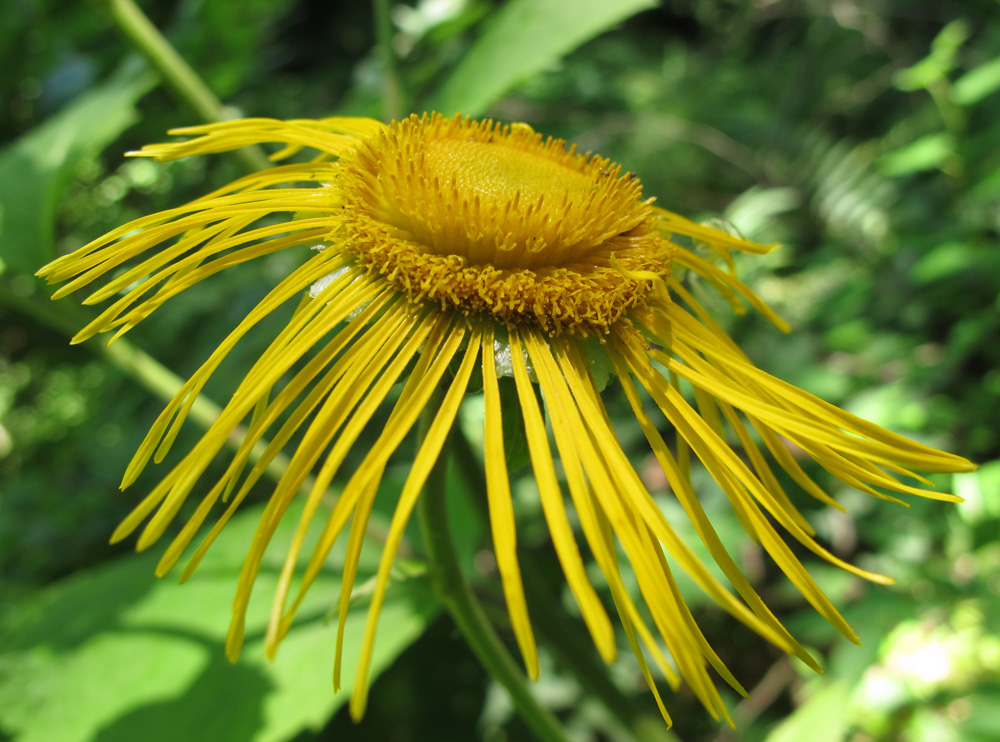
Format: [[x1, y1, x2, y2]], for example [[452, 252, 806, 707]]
[[2, 2, 1000, 741]]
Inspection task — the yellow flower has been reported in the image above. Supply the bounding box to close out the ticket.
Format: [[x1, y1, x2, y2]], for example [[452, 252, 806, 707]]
[[38, 113, 974, 725]]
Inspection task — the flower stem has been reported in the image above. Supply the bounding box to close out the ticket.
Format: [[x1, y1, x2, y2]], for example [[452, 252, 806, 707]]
[[416, 399, 571, 742], [372, 0, 405, 121], [450, 425, 680, 742], [0, 283, 293, 484], [103, 0, 271, 173]]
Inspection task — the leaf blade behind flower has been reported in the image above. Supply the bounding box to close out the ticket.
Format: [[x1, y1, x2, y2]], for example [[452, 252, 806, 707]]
[[428, 0, 655, 117]]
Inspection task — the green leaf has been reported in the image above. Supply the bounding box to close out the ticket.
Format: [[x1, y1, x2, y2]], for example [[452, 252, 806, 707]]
[[954, 55, 1000, 105], [877, 132, 955, 177], [764, 681, 852, 742], [428, 0, 655, 117], [909, 241, 978, 284], [0, 500, 440, 742], [954, 459, 1000, 524], [895, 19, 968, 92], [0, 66, 154, 277]]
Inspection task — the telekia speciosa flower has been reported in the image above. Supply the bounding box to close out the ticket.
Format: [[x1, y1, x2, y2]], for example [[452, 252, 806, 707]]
[[39, 113, 974, 725]]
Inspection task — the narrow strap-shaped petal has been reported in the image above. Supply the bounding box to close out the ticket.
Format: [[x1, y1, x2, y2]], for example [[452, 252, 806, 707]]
[[331, 469, 385, 689], [111, 275, 390, 549], [120, 282, 399, 554], [525, 332, 734, 717], [481, 324, 539, 680], [229, 308, 443, 660], [163, 275, 387, 504], [135, 117, 386, 162], [673, 249, 790, 332], [119, 249, 354, 486], [555, 337, 817, 659], [509, 329, 617, 662], [529, 337, 683, 691], [606, 346, 819, 671], [654, 206, 778, 255], [268, 314, 467, 661], [350, 324, 481, 720], [76, 212, 260, 316], [589, 492, 674, 727], [38, 163, 342, 281], [48, 192, 342, 299], [153, 289, 400, 579], [661, 302, 972, 472], [691, 384, 817, 536], [617, 335, 864, 642]]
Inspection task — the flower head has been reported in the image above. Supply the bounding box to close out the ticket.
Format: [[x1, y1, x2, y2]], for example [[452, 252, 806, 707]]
[[39, 113, 974, 725]]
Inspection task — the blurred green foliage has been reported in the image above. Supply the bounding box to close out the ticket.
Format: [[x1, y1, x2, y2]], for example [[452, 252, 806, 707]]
[[2, 1, 1000, 741]]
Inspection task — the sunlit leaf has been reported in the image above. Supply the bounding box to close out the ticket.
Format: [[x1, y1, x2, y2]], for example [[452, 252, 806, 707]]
[[895, 20, 968, 91], [0, 501, 439, 742], [954, 56, 1000, 105], [909, 241, 978, 284], [428, 0, 655, 116], [764, 681, 851, 742], [0, 67, 154, 276], [877, 133, 955, 177], [954, 459, 1000, 524]]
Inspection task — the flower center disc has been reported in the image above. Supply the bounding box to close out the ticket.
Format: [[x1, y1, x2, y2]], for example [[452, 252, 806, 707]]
[[335, 113, 669, 335]]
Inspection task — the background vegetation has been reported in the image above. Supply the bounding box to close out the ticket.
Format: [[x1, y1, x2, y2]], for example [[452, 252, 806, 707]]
[[2, 1, 999, 740]]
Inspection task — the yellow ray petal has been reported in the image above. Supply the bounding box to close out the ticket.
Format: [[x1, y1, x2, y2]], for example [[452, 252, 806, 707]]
[[607, 348, 819, 670], [270, 313, 466, 654], [527, 333, 734, 716], [509, 329, 616, 662], [481, 324, 539, 680], [350, 324, 480, 720], [661, 303, 972, 472], [153, 290, 399, 579], [655, 207, 778, 255], [231, 307, 440, 660], [111, 276, 391, 551], [134, 117, 386, 162], [332, 470, 384, 690], [618, 337, 865, 641], [116, 253, 347, 486], [673, 249, 790, 332], [558, 336, 820, 659], [590, 494, 673, 727]]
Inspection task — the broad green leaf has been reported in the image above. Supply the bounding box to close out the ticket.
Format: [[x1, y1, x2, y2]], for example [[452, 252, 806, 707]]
[[909, 241, 979, 284], [428, 0, 655, 117], [960, 692, 1000, 741], [877, 133, 955, 177], [954, 55, 1000, 105], [954, 459, 1000, 524], [764, 681, 851, 742], [0, 500, 440, 742], [0, 66, 154, 276]]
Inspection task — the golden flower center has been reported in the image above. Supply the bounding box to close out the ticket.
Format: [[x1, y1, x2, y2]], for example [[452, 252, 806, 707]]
[[334, 113, 670, 335]]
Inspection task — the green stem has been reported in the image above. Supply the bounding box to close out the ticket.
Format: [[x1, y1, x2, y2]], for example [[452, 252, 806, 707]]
[[416, 400, 571, 742], [0, 282, 293, 485], [104, 0, 271, 173], [372, 0, 405, 121], [450, 426, 679, 742]]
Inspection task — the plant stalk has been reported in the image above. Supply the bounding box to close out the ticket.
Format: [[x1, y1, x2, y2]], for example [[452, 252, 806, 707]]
[[416, 399, 571, 742], [372, 0, 405, 121], [451, 425, 680, 742], [0, 283, 294, 485], [104, 0, 271, 172]]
